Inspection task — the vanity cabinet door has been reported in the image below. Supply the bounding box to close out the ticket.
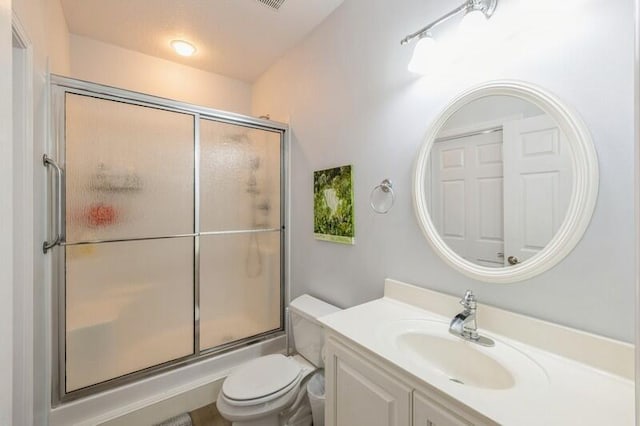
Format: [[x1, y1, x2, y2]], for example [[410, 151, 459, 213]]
[[326, 336, 411, 426], [413, 391, 484, 426]]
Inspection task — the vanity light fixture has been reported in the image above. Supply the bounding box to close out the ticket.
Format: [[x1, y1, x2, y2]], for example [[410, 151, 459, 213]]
[[401, 0, 497, 71], [171, 40, 197, 57], [407, 33, 438, 73], [460, 4, 492, 33]]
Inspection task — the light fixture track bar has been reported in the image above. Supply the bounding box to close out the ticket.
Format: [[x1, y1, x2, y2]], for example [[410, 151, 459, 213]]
[[400, 2, 469, 45]]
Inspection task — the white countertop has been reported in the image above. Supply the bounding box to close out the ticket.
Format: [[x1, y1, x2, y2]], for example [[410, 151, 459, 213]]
[[320, 296, 635, 426]]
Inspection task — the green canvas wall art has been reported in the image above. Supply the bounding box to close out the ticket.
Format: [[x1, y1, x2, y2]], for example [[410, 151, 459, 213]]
[[313, 165, 355, 244]]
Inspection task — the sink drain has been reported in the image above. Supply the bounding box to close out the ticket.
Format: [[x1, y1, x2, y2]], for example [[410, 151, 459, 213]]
[[449, 378, 465, 385]]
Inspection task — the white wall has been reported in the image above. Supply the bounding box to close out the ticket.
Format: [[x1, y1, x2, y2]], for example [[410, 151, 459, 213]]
[[13, 0, 69, 74], [70, 34, 252, 115], [635, 0, 640, 417], [1, 1, 13, 425], [11, 0, 70, 424], [252, 0, 636, 342]]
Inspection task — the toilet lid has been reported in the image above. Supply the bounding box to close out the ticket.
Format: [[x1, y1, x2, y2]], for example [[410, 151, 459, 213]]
[[223, 354, 302, 401]]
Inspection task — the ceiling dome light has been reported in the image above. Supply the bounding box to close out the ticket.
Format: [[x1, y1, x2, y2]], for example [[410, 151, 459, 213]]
[[171, 40, 196, 57], [408, 35, 438, 74]]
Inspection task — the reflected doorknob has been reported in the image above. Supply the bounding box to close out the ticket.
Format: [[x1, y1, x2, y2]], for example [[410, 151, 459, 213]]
[[507, 256, 519, 265]]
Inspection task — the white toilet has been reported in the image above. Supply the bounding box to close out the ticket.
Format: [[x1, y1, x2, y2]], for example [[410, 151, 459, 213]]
[[217, 295, 340, 426]]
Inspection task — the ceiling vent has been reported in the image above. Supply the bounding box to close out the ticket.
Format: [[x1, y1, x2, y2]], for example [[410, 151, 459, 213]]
[[256, 0, 286, 11]]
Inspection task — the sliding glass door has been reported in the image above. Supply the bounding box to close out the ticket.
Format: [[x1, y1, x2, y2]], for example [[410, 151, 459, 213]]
[[47, 77, 285, 402], [199, 119, 282, 350]]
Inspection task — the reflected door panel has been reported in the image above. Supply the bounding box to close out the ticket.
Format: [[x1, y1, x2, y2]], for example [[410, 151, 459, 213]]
[[430, 131, 504, 267], [65, 238, 194, 391], [503, 115, 572, 264]]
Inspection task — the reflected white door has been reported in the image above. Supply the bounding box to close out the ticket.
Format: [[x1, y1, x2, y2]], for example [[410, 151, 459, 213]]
[[430, 131, 504, 267], [503, 115, 572, 265]]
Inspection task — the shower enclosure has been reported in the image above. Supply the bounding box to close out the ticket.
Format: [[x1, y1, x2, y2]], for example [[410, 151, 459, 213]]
[[44, 76, 286, 403]]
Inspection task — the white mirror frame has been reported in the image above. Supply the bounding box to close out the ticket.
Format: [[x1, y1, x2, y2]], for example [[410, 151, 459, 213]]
[[413, 80, 599, 283]]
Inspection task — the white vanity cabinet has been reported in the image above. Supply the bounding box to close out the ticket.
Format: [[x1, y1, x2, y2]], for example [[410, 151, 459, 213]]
[[320, 281, 635, 425], [325, 334, 411, 426], [413, 391, 477, 426], [325, 333, 496, 426]]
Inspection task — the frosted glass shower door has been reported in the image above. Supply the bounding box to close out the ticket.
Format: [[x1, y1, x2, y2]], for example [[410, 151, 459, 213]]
[[199, 119, 282, 350], [53, 77, 286, 401], [64, 94, 195, 392]]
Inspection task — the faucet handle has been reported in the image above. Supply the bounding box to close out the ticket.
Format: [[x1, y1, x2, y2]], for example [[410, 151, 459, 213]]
[[460, 290, 477, 310]]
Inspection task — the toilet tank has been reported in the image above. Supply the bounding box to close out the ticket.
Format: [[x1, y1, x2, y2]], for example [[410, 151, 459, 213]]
[[289, 295, 341, 367]]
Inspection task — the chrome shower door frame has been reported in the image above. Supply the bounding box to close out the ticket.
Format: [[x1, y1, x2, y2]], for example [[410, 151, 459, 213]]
[[48, 75, 288, 405]]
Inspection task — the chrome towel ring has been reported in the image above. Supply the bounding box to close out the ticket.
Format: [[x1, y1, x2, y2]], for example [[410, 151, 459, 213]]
[[370, 179, 395, 214]]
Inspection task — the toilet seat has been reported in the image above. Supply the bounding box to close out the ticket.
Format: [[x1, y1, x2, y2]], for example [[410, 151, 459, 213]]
[[222, 354, 303, 406], [217, 380, 301, 423]]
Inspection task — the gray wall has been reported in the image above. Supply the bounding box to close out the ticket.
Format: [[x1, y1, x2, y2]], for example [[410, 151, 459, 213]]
[[252, 0, 636, 341]]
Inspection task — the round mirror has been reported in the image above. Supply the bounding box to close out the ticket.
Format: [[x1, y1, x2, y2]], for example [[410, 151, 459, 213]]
[[413, 81, 599, 283]]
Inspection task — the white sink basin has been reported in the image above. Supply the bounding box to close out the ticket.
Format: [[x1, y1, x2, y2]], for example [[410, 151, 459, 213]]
[[397, 332, 514, 389], [378, 320, 548, 390]]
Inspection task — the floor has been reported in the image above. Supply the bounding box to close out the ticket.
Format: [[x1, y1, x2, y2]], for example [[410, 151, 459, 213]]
[[189, 403, 230, 426], [155, 403, 230, 426]]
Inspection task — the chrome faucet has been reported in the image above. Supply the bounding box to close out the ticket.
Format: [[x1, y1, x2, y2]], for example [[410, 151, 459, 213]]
[[449, 290, 494, 347]]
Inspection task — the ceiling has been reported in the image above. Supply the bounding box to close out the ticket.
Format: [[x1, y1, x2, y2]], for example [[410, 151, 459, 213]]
[[61, 0, 344, 82]]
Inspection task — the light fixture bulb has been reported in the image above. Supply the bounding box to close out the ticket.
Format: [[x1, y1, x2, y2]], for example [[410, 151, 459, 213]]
[[171, 40, 196, 57], [460, 9, 489, 35], [407, 35, 437, 74]]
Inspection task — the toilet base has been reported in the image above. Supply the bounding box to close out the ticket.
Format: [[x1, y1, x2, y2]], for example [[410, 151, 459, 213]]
[[218, 355, 316, 426]]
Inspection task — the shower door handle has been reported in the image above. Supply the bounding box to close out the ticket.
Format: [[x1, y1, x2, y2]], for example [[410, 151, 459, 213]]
[[43, 154, 64, 253]]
